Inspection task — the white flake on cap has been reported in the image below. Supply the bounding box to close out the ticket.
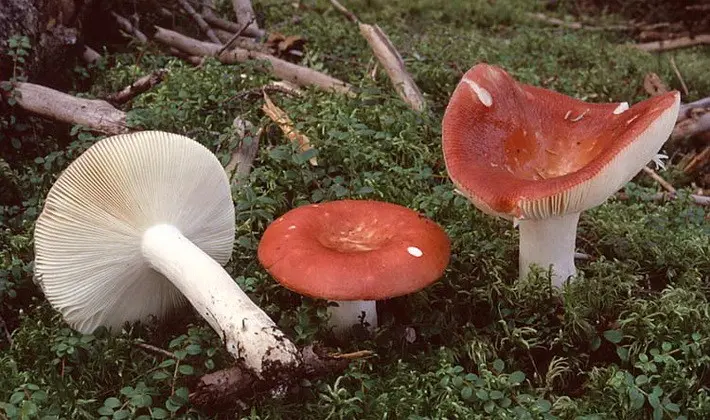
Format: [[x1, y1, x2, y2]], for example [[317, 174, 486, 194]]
[[407, 246, 423, 257]]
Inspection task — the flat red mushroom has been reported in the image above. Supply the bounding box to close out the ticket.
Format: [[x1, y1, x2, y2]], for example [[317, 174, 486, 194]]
[[258, 200, 451, 335], [442, 63, 680, 287]]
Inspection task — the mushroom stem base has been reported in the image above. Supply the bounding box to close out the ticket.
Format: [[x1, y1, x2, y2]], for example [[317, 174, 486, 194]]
[[141, 224, 300, 376], [517, 212, 580, 288], [327, 300, 377, 336]]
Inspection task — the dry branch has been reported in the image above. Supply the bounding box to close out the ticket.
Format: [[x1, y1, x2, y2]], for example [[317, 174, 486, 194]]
[[202, 9, 262, 38], [112, 12, 148, 43], [153, 27, 354, 95], [105, 69, 168, 105], [232, 0, 264, 38], [10, 82, 129, 135], [678, 96, 710, 122], [641, 166, 676, 193], [262, 92, 317, 165], [224, 117, 262, 182], [683, 146, 710, 173], [526, 12, 630, 31], [330, 0, 426, 112], [672, 111, 710, 141], [615, 191, 710, 206], [189, 344, 355, 406], [82, 46, 101, 64], [635, 34, 710, 52], [177, 0, 222, 44]]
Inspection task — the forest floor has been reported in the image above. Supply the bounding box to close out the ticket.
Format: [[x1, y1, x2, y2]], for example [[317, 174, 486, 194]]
[[1, 0, 709, 419]]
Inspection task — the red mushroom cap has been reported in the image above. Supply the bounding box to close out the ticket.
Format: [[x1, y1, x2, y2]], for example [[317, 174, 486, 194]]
[[257, 200, 451, 301], [442, 63, 680, 220]]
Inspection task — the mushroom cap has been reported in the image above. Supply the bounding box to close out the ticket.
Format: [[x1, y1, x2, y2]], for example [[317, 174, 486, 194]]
[[34, 131, 236, 333], [442, 63, 681, 220], [257, 200, 450, 301]]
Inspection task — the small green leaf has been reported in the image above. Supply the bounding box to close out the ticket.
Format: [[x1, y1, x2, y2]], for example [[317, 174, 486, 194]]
[[664, 402, 680, 413], [103, 398, 121, 409], [460, 386, 473, 400], [603, 329, 623, 344], [634, 375, 649, 386], [492, 359, 505, 373], [628, 387, 645, 410], [178, 365, 194, 375], [509, 371, 525, 385]]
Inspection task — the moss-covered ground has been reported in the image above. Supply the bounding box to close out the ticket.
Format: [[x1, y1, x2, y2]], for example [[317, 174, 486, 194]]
[[1, 0, 709, 418]]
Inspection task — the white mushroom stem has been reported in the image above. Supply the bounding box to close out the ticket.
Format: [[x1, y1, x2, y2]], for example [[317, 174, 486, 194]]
[[141, 224, 300, 376], [327, 300, 378, 335], [517, 212, 581, 288]]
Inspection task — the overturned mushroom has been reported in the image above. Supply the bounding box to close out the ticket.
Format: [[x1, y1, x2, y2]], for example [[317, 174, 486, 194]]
[[442, 63, 680, 288], [33, 131, 299, 377], [257, 200, 450, 335]]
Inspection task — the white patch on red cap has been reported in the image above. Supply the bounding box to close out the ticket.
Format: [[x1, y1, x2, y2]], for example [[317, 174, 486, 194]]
[[407, 246, 423, 257], [462, 79, 493, 107]]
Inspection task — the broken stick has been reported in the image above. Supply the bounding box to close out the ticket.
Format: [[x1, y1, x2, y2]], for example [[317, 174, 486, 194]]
[[9, 82, 129, 135], [635, 34, 710, 52], [105, 69, 168, 105], [232, 0, 264, 39], [153, 27, 354, 95], [330, 0, 426, 112], [641, 166, 676, 194], [178, 0, 222, 44], [224, 117, 262, 182], [262, 92, 317, 166]]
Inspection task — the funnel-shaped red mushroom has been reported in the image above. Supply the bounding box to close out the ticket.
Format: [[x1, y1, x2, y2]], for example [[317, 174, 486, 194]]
[[442, 63, 680, 287]]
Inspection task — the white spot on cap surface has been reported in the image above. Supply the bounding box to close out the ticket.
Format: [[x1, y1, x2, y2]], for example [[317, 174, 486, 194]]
[[613, 102, 629, 115], [407, 246, 423, 257], [462, 79, 493, 107], [288, 225, 296, 230]]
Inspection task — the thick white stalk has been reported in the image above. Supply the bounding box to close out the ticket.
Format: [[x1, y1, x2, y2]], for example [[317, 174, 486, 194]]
[[327, 300, 377, 335], [141, 224, 299, 376], [517, 212, 581, 288]]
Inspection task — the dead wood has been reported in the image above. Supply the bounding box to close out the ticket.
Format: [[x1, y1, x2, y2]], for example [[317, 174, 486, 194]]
[[217, 17, 255, 57], [112, 12, 148, 43], [189, 344, 357, 406], [82, 46, 101, 64], [683, 146, 710, 174], [330, 0, 426, 112], [615, 191, 710, 206], [526, 12, 630, 31], [153, 27, 354, 95], [262, 92, 317, 165], [202, 8, 263, 39], [212, 28, 267, 52], [10, 82, 129, 135], [635, 34, 710, 52], [672, 111, 710, 141], [641, 166, 676, 193], [232, 0, 264, 39], [678, 97, 710, 122], [224, 81, 303, 103], [104, 69, 168, 105], [642, 72, 670, 97], [224, 118, 262, 182], [178, 0, 222, 44]]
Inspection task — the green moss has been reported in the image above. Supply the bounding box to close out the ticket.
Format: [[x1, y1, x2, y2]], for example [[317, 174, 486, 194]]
[[1, 0, 709, 418]]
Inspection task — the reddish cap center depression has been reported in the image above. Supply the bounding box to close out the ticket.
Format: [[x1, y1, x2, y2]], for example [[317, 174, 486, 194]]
[[258, 200, 451, 301], [442, 63, 679, 215]]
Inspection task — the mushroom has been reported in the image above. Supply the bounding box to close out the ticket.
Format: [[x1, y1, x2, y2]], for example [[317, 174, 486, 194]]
[[33, 130, 299, 377], [441, 63, 680, 288], [257, 200, 451, 335]]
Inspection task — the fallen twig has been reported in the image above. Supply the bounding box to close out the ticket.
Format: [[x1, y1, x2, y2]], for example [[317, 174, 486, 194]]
[[635, 34, 710, 52], [526, 12, 630, 31], [202, 8, 262, 39], [178, 0, 222, 44], [9, 82, 129, 135], [189, 344, 362, 406], [672, 111, 710, 141], [328, 350, 374, 359], [153, 27, 354, 95], [330, 0, 425, 112], [262, 92, 317, 165], [112, 12, 148, 43], [82, 46, 101, 64], [615, 191, 710, 206], [223, 81, 303, 103], [224, 117, 262, 183], [135, 342, 177, 359], [641, 166, 676, 193], [105, 69, 168, 105], [669, 57, 689, 97], [683, 146, 710, 173], [217, 17, 255, 57], [232, 0, 264, 38], [678, 96, 710, 123]]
